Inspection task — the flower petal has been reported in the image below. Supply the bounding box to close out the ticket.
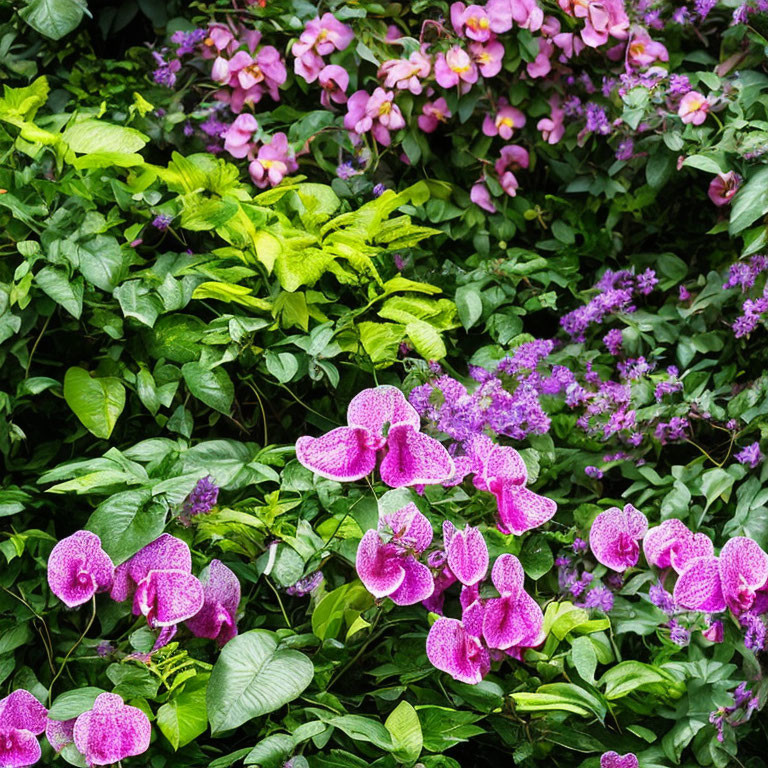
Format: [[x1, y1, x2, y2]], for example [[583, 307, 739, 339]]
[[185, 560, 241, 646], [719, 536, 768, 615], [483, 589, 544, 650], [490, 553, 524, 598], [389, 557, 435, 605], [0, 690, 48, 734], [381, 502, 433, 553], [673, 555, 726, 613], [379, 424, 454, 487], [347, 385, 420, 434], [447, 525, 489, 586], [47, 530, 115, 608], [491, 481, 557, 535], [295, 427, 378, 482], [426, 617, 489, 684], [0, 728, 41, 768], [134, 570, 204, 627], [356, 530, 405, 598]]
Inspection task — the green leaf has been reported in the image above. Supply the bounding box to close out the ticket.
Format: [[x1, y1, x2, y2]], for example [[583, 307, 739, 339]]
[[181, 362, 234, 414], [35, 267, 83, 318], [730, 166, 768, 235], [206, 630, 314, 734], [599, 661, 677, 700], [570, 636, 598, 684], [157, 674, 210, 750], [264, 351, 299, 384], [405, 319, 446, 361], [18, 0, 87, 40], [325, 715, 393, 750], [114, 281, 162, 327], [63, 119, 148, 155], [48, 688, 104, 720], [416, 707, 485, 753], [510, 683, 606, 720], [519, 535, 553, 580], [385, 701, 423, 765], [312, 583, 373, 641], [454, 285, 483, 330], [63, 367, 126, 439]]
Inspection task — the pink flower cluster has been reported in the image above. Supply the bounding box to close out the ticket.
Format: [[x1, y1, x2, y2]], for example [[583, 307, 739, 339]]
[[48, 531, 240, 647]]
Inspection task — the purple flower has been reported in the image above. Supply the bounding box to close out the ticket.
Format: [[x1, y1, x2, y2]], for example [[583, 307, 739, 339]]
[[356, 502, 434, 605], [73, 693, 151, 766], [583, 585, 614, 612], [669, 618, 691, 646], [180, 476, 219, 525], [152, 52, 181, 88], [600, 752, 638, 768], [573, 538, 588, 554], [47, 531, 115, 608], [286, 571, 324, 596], [585, 465, 603, 479], [185, 559, 240, 647], [649, 581, 676, 615], [444, 521, 489, 586], [152, 214, 173, 231], [742, 612, 766, 651], [336, 162, 357, 180], [643, 518, 714, 572], [296, 386, 454, 488], [45, 718, 75, 754], [110, 534, 204, 628], [373, 183, 387, 197], [736, 442, 763, 468], [426, 613, 490, 684], [0, 690, 47, 768], [636, 268, 658, 295], [589, 504, 648, 572], [603, 328, 623, 355]]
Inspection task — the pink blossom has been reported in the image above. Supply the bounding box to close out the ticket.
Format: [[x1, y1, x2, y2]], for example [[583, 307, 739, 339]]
[[110, 534, 204, 628], [589, 504, 648, 572], [627, 26, 669, 68], [482, 100, 526, 139], [318, 64, 349, 107], [434, 46, 478, 91], [213, 46, 286, 112], [482, 554, 545, 650], [202, 23, 235, 58], [537, 95, 565, 144], [45, 719, 75, 754], [643, 518, 714, 573], [73, 693, 151, 766], [248, 132, 298, 188], [185, 559, 241, 646], [470, 181, 497, 213], [379, 50, 432, 94], [296, 386, 454, 487], [678, 90, 709, 125], [486, 0, 544, 32], [495, 145, 530, 197], [469, 40, 505, 78], [553, 31, 585, 59], [292, 13, 354, 83], [426, 613, 490, 684], [418, 97, 451, 132], [573, 0, 630, 48], [293, 49, 325, 83], [703, 619, 724, 643], [451, 2, 493, 41], [444, 521, 489, 586], [600, 753, 638, 768], [708, 171, 741, 206], [47, 530, 114, 608], [356, 502, 434, 605], [343, 88, 406, 146], [0, 690, 47, 768], [222, 113, 259, 159]]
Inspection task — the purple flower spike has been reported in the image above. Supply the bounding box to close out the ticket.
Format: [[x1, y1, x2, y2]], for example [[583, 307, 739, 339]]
[[356, 502, 434, 605], [45, 719, 75, 753], [426, 617, 490, 684], [110, 534, 204, 627], [73, 693, 151, 766], [296, 386, 454, 487], [0, 690, 48, 768], [719, 537, 768, 615], [445, 523, 489, 586], [674, 555, 726, 613], [185, 559, 241, 646], [477, 444, 556, 535], [482, 554, 544, 651], [600, 752, 638, 768], [589, 504, 648, 572], [643, 519, 713, 573], [47, 531, 115, 608]]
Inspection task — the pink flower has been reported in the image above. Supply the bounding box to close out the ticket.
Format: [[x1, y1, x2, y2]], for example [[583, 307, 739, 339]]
[[674, 537, 768, 616], [318, 64, 349, 107], [293, 49, 325, 83], [600, 752, 638, 768], [537, 95, 565, 144], [483, 554, 544, 650], [202, 23, 235, 58], [47, 530, 114, 608], [110, 534, 204, 628], [473, 438, 557, 534], [451, 2, 493, 41], [482, 100, 526, 140], [553, 31, 585, 59], [643, 518, 713, 573], [379, 50, 431, 94], [73, 693, 151, 766], [434, 46, 478, 91], [589, 504, 648, 572], [426, 611, 491, 683], [574, 0, 630, 47], [296, 386, 454, 487], [248, 132, 298, 188], [469, 39, 505, 78], [708, 171, 741, 206], [526, 38, 554, 78], [678, 90, 709, 125], [185, 559, 241, 646], [356, 501, 434, 605], [627, 26, 669, 68], [343, 88, 406, 146], [45, 719, 75, 754], [418, 97, 451, 132], [222, 113, 259, 159], [487, 0, 544, 32], [213, 46, 286, 112], [0, 690, 47, 768], [470, 181, 497, 212], [494, 144, 529, 197], [292, 13, 354, 83], [444, 521, 489, 586], [703, 619, 724, 643]]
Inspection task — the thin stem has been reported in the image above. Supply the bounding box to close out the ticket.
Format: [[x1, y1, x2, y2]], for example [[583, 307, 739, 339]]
[[48, 595, 97, 703], [24, 314, 51, 379], [265, 577, 292, 629], [0, 585, 55, 675]]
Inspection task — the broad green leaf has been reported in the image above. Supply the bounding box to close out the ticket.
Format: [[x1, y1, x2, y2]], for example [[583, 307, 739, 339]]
[[264, 351, 299, 384], [157, 674, 210, 750], [405, 319, 446, 361], [181, 362, 234, 414], [599, 661, 678, 700], [385, 701, 423, 765], [206, 630, 314, 734], [63, 366, 125, 439], [49, 688, 104, 720], [416, 707, 485, 753], [570, 636, 598, 684], [18, 0, 87, 40], [63, 120, 148, 155], [730, 165, 768, 235], [35, 267, 83, 318]]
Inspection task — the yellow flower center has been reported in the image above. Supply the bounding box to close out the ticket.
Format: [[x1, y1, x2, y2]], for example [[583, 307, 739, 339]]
[[379, 101, 392, 116]]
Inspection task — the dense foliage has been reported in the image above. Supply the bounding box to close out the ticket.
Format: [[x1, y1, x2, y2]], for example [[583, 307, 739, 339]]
[[4, 0, 768, 767]]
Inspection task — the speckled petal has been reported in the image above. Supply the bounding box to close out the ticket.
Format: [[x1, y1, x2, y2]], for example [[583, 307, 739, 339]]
[[446, 525, 489, 586], [490, 553, 524, 598], [347, 385, 420, 434], [356, 530, 405, 598], [295, 427, 378, 482], [47, 531, 114, 608], [491, 481, 557, 535], [389, 557, 435, 605], [719, 536, 768, 615], [45, 719, 75, 753], [134, 569, 204, 627], [381, 502, 433, 553], [379, 424, 455, 487], [426, 617, 490, 684], [673, 555, 726, 613], [0, 690, 48, 735], [185, 560, 241, 646], [0, 728, 41, 768]]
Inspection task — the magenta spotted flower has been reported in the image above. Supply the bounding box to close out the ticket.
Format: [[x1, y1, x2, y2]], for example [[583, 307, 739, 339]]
[[0, 690, 47, 768], [356, 502, 434, 605], [185, 559, 241, 646], [47, 530, 115, 608], [674, 536, 768, 616], [296, 385, 454, 487], [589, 504, 648, 572], [600, 752, 638, 768], [482, 554, 544, 650], [444, 521, 489, 586], [426, 610, 490, 684], [73, 693, 151, 766], [643, 518, 713, 573], [110, 534, 204, 628], [45, 718, 75, 754]]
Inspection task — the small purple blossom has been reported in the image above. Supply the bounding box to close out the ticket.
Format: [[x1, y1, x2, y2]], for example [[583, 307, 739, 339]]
[[669, 619, 691, 647], [180, 476, 219, 526], [583, 586, 614, 612], [736, 442, 764, 468], [603, 328, 623, 355], [152, 214, 173, 231], [585, 465, 603, 479], [286, 571, 324, 596]]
